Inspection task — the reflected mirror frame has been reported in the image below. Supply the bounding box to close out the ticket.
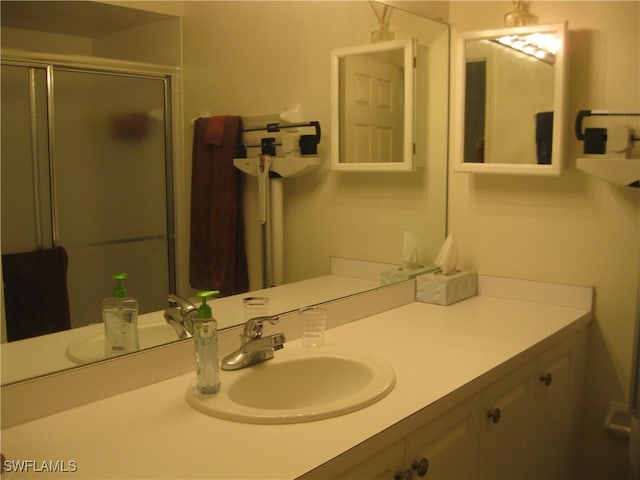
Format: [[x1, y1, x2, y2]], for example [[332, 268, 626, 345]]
[[330, 38, 416, 172], [452, 22, 568, 176]]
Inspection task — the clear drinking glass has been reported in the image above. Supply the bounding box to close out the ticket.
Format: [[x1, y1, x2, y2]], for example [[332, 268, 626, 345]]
[[300, 306, 327, 347], [243, 296, 269, 321]]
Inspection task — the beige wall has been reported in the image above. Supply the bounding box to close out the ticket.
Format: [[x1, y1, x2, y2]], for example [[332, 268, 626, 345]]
[[1, 27, 94, 56], [100, 1, 184, 17], [1, 2, 181, 65], [448, 2, 640, 478]]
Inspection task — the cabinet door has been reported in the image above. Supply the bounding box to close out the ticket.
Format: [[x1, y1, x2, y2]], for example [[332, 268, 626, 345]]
[[333, 439, 405, 480], [480, 362, 535, 480], [406, 396, 481, 479], [533, 335, 576, 479]]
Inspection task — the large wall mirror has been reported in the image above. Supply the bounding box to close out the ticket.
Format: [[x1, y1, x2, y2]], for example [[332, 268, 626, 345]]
[[452, 22, 567, 175], [0, 1, 449, 387]]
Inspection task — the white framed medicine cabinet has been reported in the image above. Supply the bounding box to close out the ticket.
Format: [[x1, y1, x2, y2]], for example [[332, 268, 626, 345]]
[[331, 38, 425, 172], [451, 22, 568, 176]]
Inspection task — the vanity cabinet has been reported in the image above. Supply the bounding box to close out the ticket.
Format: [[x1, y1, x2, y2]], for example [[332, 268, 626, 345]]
[[334, 398, 480, 480], [479, 361, 536, 479], [405, 396, 481, 479], [333, 438, 405, 480], [531, 335, 580, 480], [323, 332, 582, 480]]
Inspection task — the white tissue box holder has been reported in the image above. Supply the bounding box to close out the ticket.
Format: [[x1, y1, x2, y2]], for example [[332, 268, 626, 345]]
[[416, 270, 477, 305], [381, 265, 439, 285]]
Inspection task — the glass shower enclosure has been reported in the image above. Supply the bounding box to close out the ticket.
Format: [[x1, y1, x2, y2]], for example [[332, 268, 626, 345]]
[[1, 58, 175, 336]]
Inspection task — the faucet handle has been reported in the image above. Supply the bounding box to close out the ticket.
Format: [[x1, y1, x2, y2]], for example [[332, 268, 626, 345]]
[[168, 294, 197, 316], [243, 315, 280, 339]]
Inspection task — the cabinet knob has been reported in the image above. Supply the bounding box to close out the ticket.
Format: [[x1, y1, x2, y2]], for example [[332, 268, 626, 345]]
[[539, 372, 553, 386], [395, 469, 413, 480], [487, 407, 501, 424], [412, 457, 429, 477]]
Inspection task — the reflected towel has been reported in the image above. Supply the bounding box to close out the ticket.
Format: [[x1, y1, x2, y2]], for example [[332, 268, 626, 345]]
[[2, 246, 71, 341], [535, 111, 553, 165], [189, 116, 248, 296], [109, 112, 150, 141]]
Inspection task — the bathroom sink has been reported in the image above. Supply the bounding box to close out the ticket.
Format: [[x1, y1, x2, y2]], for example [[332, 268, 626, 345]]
[[65, 322, 178, 364], [185, 347, 396, 424]]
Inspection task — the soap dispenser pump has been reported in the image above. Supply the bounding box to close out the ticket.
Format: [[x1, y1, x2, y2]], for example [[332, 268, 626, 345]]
[[193, 290, 221, 395], [102, 273, 139, 357]]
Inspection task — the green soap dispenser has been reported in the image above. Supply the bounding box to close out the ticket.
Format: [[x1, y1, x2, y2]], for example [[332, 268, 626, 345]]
[[193, 290, 220, 395], [102, 273, 140, 357]]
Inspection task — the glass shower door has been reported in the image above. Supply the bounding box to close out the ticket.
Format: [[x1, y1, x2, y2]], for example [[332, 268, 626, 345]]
[[52, 69, 174, 327]]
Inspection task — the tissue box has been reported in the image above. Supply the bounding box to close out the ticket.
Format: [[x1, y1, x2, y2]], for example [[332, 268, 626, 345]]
[[416, 270, 477, 305], [381, 265, 439, 285]]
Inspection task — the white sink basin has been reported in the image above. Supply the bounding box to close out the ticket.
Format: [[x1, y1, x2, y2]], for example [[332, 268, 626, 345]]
[[185, 347, 396, 424], [65, 322, 178, 364]]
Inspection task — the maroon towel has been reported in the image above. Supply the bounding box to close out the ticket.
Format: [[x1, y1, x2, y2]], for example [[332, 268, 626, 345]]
[[2, 246, 72, 341], [189, 116, 248, 296]]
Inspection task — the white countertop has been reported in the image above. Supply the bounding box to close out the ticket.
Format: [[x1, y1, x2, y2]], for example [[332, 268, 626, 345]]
[[0, 292, 591, 479]]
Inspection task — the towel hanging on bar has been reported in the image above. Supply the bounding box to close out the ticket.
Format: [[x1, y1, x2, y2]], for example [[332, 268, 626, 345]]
[[189, 116, 248, 296], [2, 246, 72, 341]]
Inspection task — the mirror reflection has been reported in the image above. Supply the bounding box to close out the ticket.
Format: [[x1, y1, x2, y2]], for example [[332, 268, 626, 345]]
[[0, 1, 449, 385], [332, 39, 417, 171], [454, 23, 567, 175], [1, 61, 175, 342]]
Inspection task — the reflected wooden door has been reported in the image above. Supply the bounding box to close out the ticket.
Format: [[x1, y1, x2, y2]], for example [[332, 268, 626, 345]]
[[342, 55, 403, 163]]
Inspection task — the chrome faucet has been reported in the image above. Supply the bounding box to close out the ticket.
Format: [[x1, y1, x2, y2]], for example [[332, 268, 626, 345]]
[[164, 294, 197, 339], [221, 315, 286, 370]]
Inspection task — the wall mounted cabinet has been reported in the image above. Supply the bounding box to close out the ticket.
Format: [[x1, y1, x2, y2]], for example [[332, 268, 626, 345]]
[[451, 23, 568, 176]]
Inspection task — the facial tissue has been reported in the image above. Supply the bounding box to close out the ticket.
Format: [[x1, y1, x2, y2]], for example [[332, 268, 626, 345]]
[[380, 230, 438, 285], [416, 233, 477, 305]]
